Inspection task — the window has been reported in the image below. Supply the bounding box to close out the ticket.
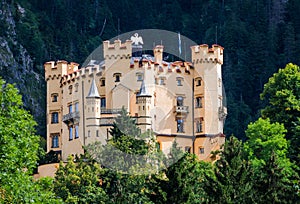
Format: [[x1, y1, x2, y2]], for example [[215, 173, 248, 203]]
[[157, 141, 161, 150], [96, 130, 99, 137], [75, 83, 79, 92], [196, 119, 203, 133], [196, 97, 202, 108], [177, 96, 184, 106], [185, 146, 191, 153], [136, 73, 143, 81], [69, 104, 73, 113], [100, 97, 106, 108], [51, 112, 59, 124], [100, 78, 105, 86], [51, 93, 58, 102], [52, 134, 59, 148], [68, 85, 73, 94], [75, 125, 79, 139], [88, 130, 91, 137], [176, 77, 183, 86], [199, 147, 204, 154], [159, 78, 165, 85], [69, 126, 73, 140], [177, 119, 184, 133], [75, 102, 79, 112], [195, 77, 202, 86], [113, 73, 121, 82]]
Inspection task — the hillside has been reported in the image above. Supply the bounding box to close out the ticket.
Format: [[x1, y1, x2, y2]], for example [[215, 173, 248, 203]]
[[1, 0, 299, 138]]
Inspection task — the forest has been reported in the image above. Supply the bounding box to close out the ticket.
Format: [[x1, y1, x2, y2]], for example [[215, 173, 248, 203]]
[[0, 0, 300, 138], [0, 0, 299, 203]]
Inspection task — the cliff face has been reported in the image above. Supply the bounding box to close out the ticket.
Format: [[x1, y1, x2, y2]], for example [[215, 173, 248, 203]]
[[0, 1, 45, 135]]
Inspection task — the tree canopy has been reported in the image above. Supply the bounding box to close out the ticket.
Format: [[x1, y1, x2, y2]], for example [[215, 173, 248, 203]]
[[0, 78, 60, 203]]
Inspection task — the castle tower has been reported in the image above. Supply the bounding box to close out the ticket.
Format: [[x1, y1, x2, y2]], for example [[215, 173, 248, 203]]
[[154, 45, 164, 63], [44, 61, 69, 154], [85, 78, 101, 143], [191, 44, 226, 135], [136, 80, 152, 132]]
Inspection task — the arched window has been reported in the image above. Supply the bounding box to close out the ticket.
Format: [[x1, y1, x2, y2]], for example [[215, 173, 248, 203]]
[[51, 93, 58, 102], [177, 96, 184, 106]]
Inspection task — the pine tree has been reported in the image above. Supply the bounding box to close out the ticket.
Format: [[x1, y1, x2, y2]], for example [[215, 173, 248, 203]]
[[203, 136, 255, 203], [252, 152, 299, 203]]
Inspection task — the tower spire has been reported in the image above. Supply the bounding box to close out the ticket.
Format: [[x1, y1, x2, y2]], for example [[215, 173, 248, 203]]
[[86, 78, 100, 98], [137, 80, 151, 97]]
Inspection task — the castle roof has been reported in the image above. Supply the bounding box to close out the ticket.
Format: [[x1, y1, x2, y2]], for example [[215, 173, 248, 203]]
[[137, 80, 151, 97], [86, 78, 100, 98]]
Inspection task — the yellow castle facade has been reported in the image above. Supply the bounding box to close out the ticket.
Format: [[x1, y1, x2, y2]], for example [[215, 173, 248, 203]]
[[44, 39, 226, 162]]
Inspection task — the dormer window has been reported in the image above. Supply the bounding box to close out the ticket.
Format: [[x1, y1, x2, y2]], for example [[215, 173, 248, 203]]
[[113, 73, 122, 82]]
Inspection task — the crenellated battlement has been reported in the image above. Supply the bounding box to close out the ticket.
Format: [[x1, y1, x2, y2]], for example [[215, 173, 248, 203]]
[[103, 39, 132, 60], [44, 60, 79, 81], [191, 44, 224, 65]]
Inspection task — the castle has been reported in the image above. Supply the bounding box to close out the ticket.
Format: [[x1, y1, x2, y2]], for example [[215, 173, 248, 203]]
[[44, 38, 226, 162]]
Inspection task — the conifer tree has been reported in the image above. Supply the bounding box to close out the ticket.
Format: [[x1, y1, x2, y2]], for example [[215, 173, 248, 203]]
[[252, 152, 299, 203], [203, 136, 255, 203]]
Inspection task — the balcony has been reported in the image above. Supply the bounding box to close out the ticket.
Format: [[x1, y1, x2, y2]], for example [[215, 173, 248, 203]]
[[99, 118, 115, 126], [100, 108, 123, 114], [62, 111, 80, 124], [218, 106, 227, 120], [174, 106, 189, 116]]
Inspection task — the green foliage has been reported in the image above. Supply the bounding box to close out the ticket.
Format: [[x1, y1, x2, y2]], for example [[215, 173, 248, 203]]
[[54, 156, 108, 203], [87, 107, 164, 174], [109, 107, 141, 142], [244, 117, 299, 202], [204, 136, 255, 203], [245, 118, 289, 168], [251, 152, 299, 203], [164, 152, 213, 203], [85, 107, 166, 203], [260, 63, 300, 166], [0, 78, 61, 203]]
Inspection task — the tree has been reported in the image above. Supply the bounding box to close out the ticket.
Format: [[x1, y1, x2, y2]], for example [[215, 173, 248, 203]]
[[53, 155, 108, 203], [244, 117, 299, 202], [0, 78, 61, 203], [163, 150, 213, 204], [245, 118, 290, 168], [260, 63, 300, 165], [85, 107, 166, 203], [252, 152, 299, 203], [203, 136, 255, 203]]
